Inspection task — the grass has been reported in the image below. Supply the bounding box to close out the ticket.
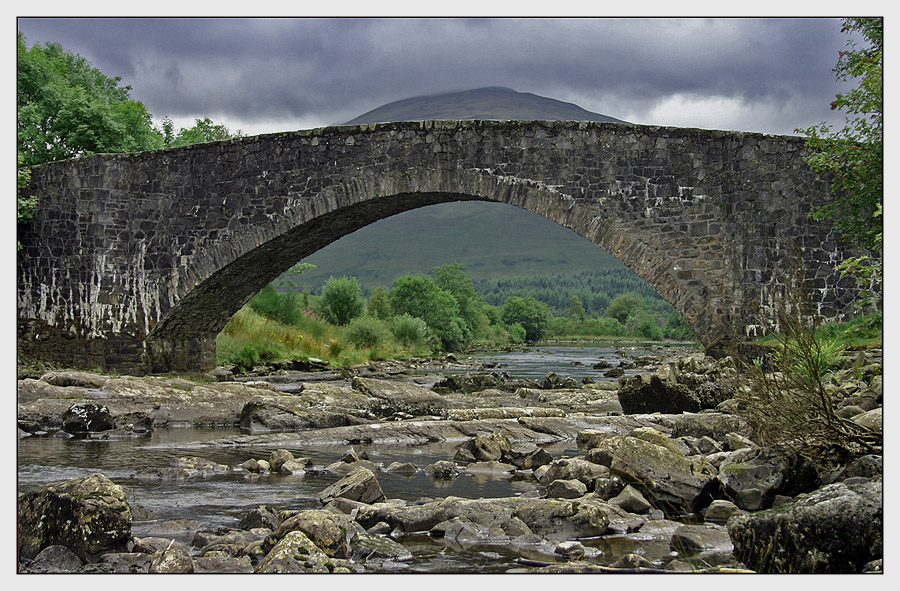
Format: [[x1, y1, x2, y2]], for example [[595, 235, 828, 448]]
[[215, 306, 433, 369]]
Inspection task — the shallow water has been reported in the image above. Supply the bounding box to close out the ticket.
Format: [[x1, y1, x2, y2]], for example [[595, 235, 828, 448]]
[[17, 344, 692, 572]]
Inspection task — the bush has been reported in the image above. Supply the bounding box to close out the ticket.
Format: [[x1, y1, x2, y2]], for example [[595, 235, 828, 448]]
[[319, 276, 365, 325], [248, 284, 303, 325], [391, 314, 434, 348], [389, 274, 469, 350], [501, 296, 550, 342], [345, 316, 389, 349]]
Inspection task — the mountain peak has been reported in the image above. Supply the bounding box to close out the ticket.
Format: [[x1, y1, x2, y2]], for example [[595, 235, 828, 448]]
[[344, 87, 626, 125]]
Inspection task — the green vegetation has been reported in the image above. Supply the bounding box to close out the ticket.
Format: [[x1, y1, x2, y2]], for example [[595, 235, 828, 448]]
[[16, 32, 242, 245], [218, 260, 698, 368], [797, 18, 882, 314], [318, 276, 366, 325], [738, 262, 881, 464]]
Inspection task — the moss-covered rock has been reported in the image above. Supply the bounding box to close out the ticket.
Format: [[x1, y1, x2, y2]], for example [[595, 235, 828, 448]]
[[17, 473, 132, 562]]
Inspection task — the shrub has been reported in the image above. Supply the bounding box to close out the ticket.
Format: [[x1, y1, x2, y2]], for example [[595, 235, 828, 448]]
[[345, 316, 389, 349], [248, 284, 303, 325], [391, 314, 434, 348], [319, 276, 365, 325], [501, 296, 550, 342]]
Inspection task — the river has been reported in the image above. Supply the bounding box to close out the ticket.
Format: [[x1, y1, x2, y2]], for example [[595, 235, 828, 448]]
[[17, 343, 697, 573]]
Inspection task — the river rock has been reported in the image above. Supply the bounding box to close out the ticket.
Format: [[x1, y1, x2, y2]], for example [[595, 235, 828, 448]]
[[539, 457, 609, 489], [545, 479, 588, 499], [609, 435, 716, 512], [728, 480, 883, 573], [851, 407, 882, 431], [425, 460, 459, 479], [455, 432, 512, 463], [704, 499, 742, 523], [149, 547, 194, 573], [350, 534, 414, 564], [513, 499, 610, 539], [669, 523, 733, 557], [716, 447, 819, 510], [671, 412, 752, 441], [97, 552, 152, 573], [238, 400, 367, 433], [22, 545, 84, 573], [268, 449, 295, 472], [318, 466, 385, 505], [609, 484, 652, 514], [617, 374, 701, 414], [271, 509, 363, 559], [192, 554, 254, 573], [351, 377, 447, 416], [384, 461, 418, 476], [18, 473, 132, 561], [254, 530, 334, 573], [356, 501, 448, 533], [506, 441, 553, 469], [61, 402, 116, 433]]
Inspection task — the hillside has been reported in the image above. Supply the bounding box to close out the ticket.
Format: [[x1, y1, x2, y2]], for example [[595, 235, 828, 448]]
[[290, 87, 639, 300], [343, 86, 628, 125]]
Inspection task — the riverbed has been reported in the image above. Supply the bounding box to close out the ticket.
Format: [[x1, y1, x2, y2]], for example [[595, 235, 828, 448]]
[[17, 343, 700, 572]]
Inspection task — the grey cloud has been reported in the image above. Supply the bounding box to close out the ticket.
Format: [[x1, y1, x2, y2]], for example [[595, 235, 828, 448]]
[[17, 17, 852, 135]]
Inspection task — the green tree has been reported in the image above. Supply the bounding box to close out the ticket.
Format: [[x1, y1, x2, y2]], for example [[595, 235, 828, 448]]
[[17, 151, 38, 250], [163, 116, 244, 148], [432, 262, 484, 341], [389, 274, 468, 350], [798, 18, 882, 251], [367, 286, 393, 319], [605, 293, 643, 324], [17, 32, 163, 166], [501, 296, 550, 342], [319, 276, 365, 325], [567, 295, 587, 321]]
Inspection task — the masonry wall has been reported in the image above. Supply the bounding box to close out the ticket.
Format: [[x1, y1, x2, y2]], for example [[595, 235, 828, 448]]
[[17, 120, 862, 372]]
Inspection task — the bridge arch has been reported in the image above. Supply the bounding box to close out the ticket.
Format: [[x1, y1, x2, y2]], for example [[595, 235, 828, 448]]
[[17, 120, 862, 373]]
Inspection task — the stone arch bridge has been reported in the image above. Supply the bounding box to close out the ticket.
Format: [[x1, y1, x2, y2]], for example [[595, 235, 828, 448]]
[[17, 120, 860, 373]]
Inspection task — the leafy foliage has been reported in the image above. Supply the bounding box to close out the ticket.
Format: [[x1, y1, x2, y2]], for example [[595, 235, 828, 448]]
[[797, 18, 882, 251], [501, 296, 551, 342], [319, 276, 366, 325], [389, 274, 468, 350], [17, 32, 162, 166], [161, 116, 244, 148], [248, 284, 304, 326], [345, 316, 389, 348], [391, 314, 434, 348]]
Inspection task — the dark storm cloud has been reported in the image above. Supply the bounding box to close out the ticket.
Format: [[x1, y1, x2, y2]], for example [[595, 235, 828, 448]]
[[17, 17, 852, 135]]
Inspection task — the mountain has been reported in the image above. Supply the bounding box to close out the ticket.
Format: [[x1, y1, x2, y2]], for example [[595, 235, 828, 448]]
[[343, 86, 628, 125], [291, 87, 632, 295]]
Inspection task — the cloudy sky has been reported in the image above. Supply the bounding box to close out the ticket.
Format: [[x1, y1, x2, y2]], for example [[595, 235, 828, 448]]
[[17, 15, 867, 138]]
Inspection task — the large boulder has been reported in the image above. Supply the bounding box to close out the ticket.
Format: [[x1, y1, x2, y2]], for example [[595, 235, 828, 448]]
[[608, 435, 716, 513], [539, 457, 610, 489], [318, 467, 385, 505], [351, 377, 447, 416], [454, 432, 512, 463], [716, 447, 819, 510], [617, 374, 701, 414], [18, 473, 132, 561], [61, 402, 116, 434], [238, 400, 366, 433], [728, 480, 882, 573], [254, 530, 336, 573], [513, 499, 610, 539], [270, 509, 363, 559]]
